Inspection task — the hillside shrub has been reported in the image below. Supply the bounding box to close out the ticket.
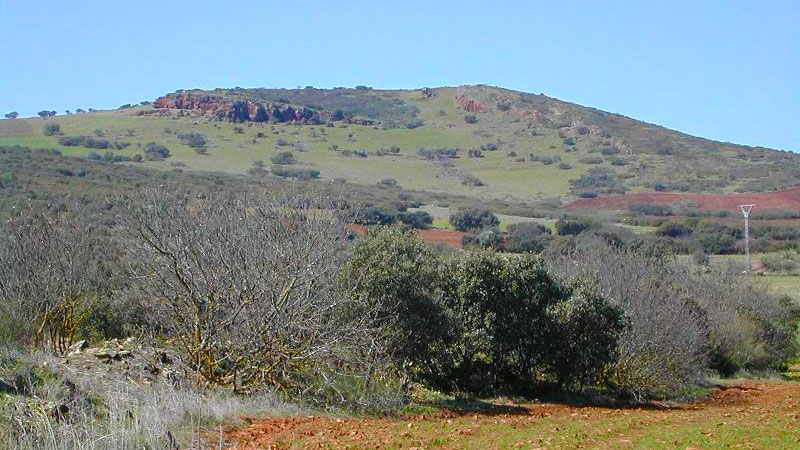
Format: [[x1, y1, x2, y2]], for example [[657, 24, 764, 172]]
[[379, 178, 399, 188], [143, 143, 170, 160], [439, 252, 624, 394], [417, 148, 457, 159], [43, 123, 61, 136], [352, 206, 398, 225], [506, 222, 551, 253], [571, 168, 621, 193], [177, 132, 207, 149], [342, 228, 450, 375], [58, 135, 112, 149], [609, 157, 627, 166], [461, 174, 484, 186], [461, 228, 504, 250], [655, 222, 693, 238], [449, 206, 499, 231], [270, 166, 319, 180], [405, 119, 424, 129], [270, 151, 296, 165], [694, 222, 740, 254], [397, 210, 433, 229], [554, 219, 593, 236]]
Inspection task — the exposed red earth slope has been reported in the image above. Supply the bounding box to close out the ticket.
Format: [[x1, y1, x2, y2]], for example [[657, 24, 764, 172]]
[[567, 187, 800, 212], [348, 224, 465, 248], [225, 381, 800, 450]]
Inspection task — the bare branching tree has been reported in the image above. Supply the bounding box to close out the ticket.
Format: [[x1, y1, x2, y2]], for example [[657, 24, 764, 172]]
[[117, 188, 387, 395]]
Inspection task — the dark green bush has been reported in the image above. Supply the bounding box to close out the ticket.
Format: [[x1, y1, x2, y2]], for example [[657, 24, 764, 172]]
[[506, 222, 551, 253], [43, 123, 61, 136], [271, 151, 296, 165], [270, 166, 319, 180], [555, 219, 593, 236], [655, 222, 693, 238], [449, 206, 499, 231], [143, 143, 170, 160], [440, 252, 624, 394], [397, 211, 432, 229], [405, 119, 424, 129], [58, 135, 112, 149], [177, 132, 207, 149], [342, 228, 450, 373], [352, 206, 398, 225]]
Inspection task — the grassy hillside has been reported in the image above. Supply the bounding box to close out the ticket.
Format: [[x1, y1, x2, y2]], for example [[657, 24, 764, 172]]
[[0, 145, 541, 221], [2, 85, 799, 207]]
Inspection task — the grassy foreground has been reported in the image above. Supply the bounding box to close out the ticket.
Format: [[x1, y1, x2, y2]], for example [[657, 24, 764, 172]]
[[226, 381, 800, 449]]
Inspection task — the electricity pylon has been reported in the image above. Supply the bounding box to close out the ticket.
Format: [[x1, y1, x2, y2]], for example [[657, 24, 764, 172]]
[[739, 204, 755, 273]]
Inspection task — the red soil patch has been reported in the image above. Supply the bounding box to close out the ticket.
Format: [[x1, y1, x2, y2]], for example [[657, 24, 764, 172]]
[[567, 187, 800, 213], [348, 225, 465, 248], [225, 382, 800, 449], [0, 120, 33, 138]]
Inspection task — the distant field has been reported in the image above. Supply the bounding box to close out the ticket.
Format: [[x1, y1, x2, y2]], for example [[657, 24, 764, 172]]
[[676, 253, 799, 303], [760, 275, 800, 303]]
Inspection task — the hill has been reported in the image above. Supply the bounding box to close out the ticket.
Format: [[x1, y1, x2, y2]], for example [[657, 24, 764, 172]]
[[2, 85, 799, 207]]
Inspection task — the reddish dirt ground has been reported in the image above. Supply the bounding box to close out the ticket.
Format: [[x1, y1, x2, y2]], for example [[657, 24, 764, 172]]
[[349, 225, 465, 248], [567, 187, 800, 213], [224, 382, 800, 449], [0, 119, 33, 138]]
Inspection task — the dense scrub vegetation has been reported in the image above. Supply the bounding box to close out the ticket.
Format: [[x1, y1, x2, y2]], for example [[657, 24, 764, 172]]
[[0, 143, 798, 448], [2, 198, 794, 400]]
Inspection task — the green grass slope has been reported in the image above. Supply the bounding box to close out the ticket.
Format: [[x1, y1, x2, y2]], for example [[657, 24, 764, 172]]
[[2, 85, 798, 205]]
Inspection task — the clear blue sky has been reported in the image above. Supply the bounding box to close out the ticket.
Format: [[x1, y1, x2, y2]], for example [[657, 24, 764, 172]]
[[1, 1, 797, 151]]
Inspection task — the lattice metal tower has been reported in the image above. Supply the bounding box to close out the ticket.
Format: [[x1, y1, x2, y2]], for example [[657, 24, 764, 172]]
[[739, 204, 755, 272]]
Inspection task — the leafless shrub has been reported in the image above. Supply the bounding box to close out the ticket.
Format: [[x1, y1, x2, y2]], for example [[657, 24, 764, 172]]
[[544, 236, 708, 399], [116, 188, 390, 397], [0, 206, 115, 353], [689, 265, 798, 375], [545, 235, 797, 398]]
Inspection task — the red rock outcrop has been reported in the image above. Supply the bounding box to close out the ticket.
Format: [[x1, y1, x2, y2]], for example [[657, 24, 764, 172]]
[[154, 93, 235, 113], [455, 94, 488, 113], [153, 93, 322, 124]]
